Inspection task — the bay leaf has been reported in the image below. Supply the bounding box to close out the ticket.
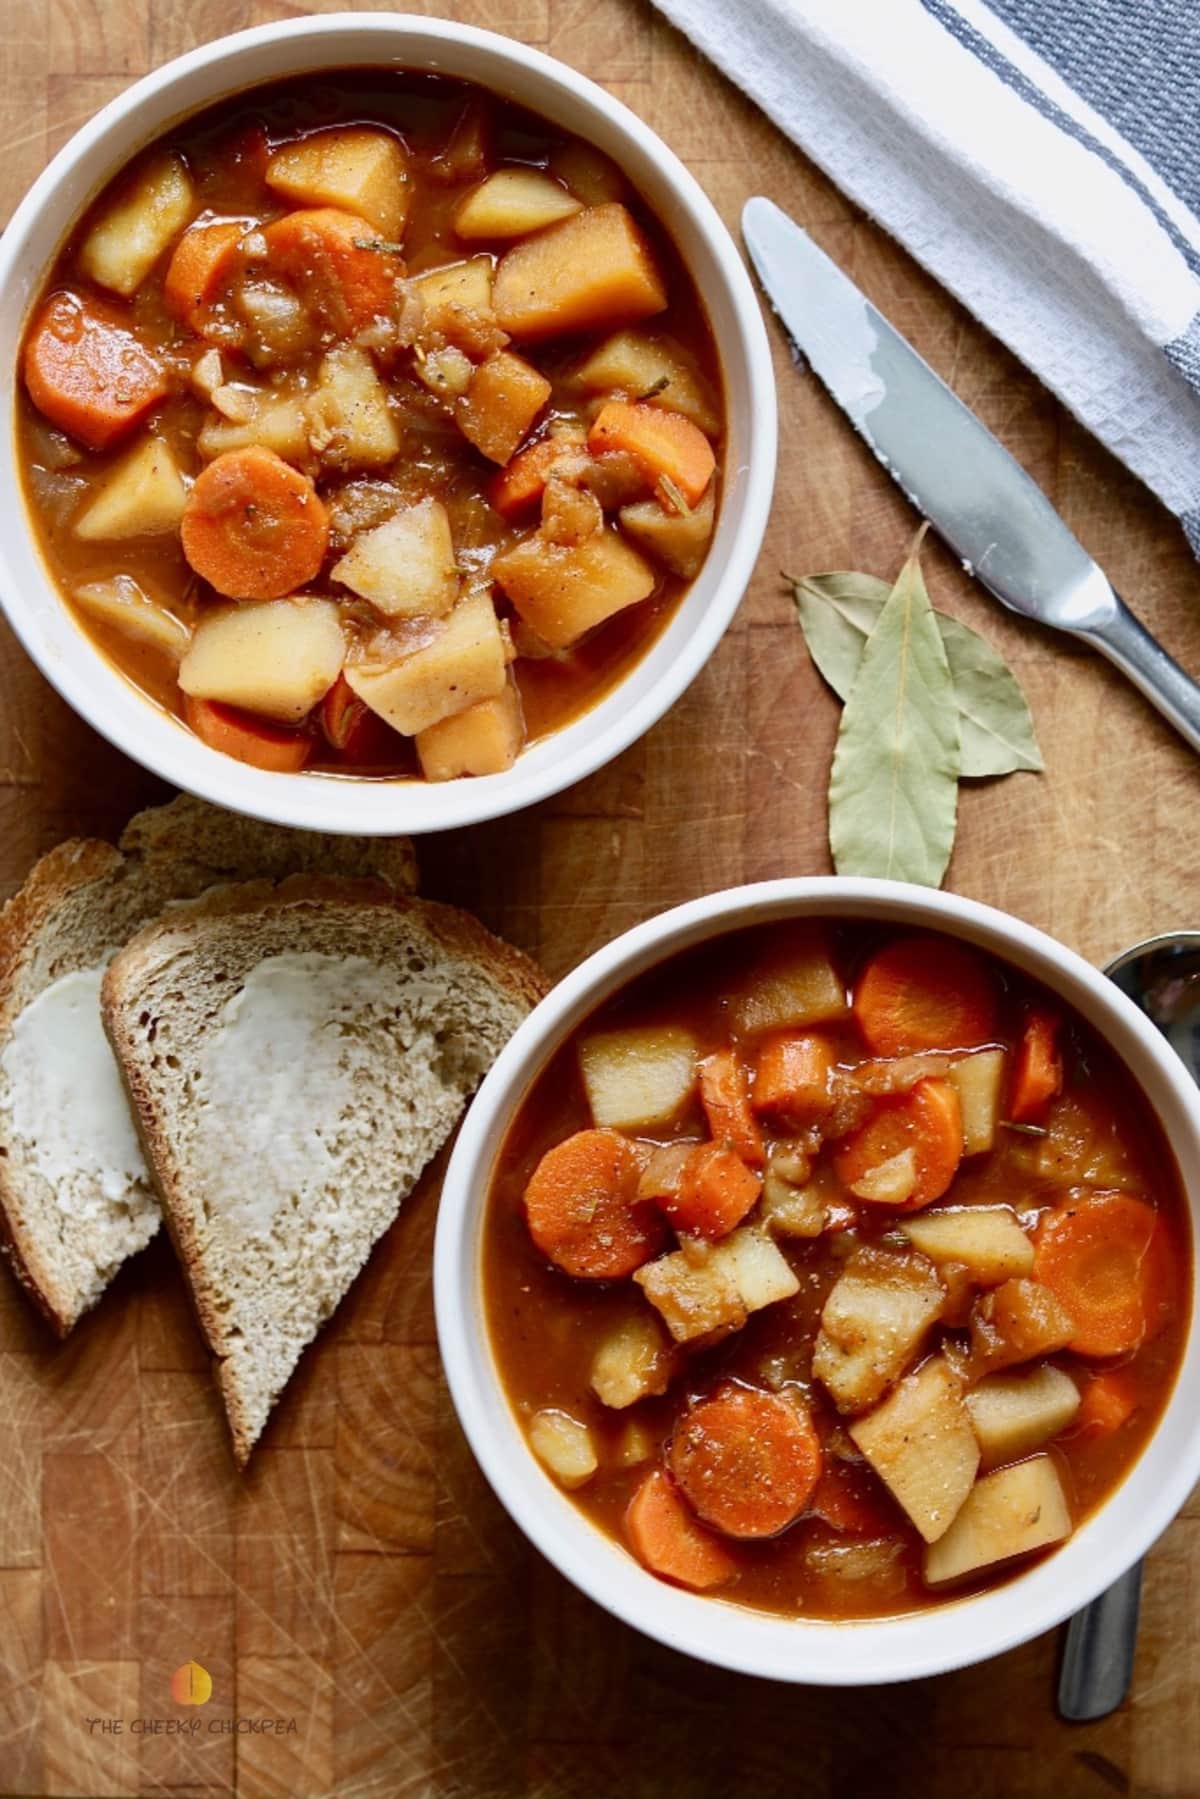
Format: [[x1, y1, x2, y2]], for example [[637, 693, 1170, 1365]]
[[828, 542, 961, 885], [792, 572, 1043, 777]]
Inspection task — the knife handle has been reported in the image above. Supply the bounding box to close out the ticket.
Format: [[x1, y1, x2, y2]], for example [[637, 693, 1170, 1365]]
[[1082, 595, 1200, 753]]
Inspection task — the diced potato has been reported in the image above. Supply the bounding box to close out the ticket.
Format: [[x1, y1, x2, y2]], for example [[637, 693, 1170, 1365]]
[[576, 331, 721, 436], [454, 167, 582, 239], [417, 344, 475, 400], [849, 1147, 918, 1205], [968, 1278, 1076, 1375], [528, 1409, 598, 1489], [413, 255, 496, 329], [198, 391, 310, 463], [813, 1248, 945, 1415], [266, 127, 410, 240], [590, 1312, 677, 1409], [178, 598, 344, 723], [79, 152, 196, 297], [578, 1024, 698, 1130], [345, 590, 507, 735], [73, 576, 190, 660], [635, 1227, 799, 1344], [615, 1418, 657, 1467], [637, 1142, 697, 1201], [416, 676, 525, 779], [923, 1455, 1072, 1585], [901, 1205, 1034, 1286], [731, 931, 847, 1035], [619, 489, 716, 580], [760, 1172, 826, 1239], [966, 1366, 1080, 1471], [492, 526, 657, 650], [73, 438, 188, 540], [548, 140, 626, 207], [305, 345, 400, 470], [493, 204, 667, 341], [851, 1357, 980, 1544], [333, 498, 458, 618], [803, 1537, 906, 1599], [948, 1049, 1006, 1155], [457, 350, 551, 463]]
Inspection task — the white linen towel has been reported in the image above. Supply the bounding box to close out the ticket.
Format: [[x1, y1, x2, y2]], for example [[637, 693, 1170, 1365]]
[[651, 0, 1200, 551]]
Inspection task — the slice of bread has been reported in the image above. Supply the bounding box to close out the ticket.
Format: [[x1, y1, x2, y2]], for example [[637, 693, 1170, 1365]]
[[102, 878, 545, 1466], [0, 798, 417, 1335]]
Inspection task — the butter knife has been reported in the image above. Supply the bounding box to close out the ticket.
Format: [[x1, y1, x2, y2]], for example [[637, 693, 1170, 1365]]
[[742, 196, 1200, 753]]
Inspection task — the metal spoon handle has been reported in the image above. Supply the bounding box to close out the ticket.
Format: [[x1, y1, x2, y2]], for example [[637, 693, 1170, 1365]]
[[1057, 1554, 1143, 1719], [1081, 597, 1200, 753]]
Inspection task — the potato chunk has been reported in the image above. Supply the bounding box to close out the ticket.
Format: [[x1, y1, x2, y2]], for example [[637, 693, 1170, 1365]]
[[549, 140, 625, 207], [528, 1410, 598, 1490], [619, 489, 716, 580], [966, 1365, 1080, 1470], [635, 1227, 799, 1344], [923, 1455, 1072, 1585], [576, 331, 721, 435], [492, 527, 657, 649], [457, 350, 551, 463], [79, 152, 195, 296], [947, 1048, 1006, 1155], [73, 437, 188, 540], [454, 168, 581, 239], [179, 598, 343, 723], [493, 204, 667, 341], [579, 1024, 698, 1130], [198, 390, 310, 464], [968, 1278, 1076, 1375], [305, 345, 400, 470], [851, 1358, 980, 1543], [345, 591, 507, 735], [74, 576, 190, 660], [590, 1312, 677, 1409], [900, 1206, 1034, 1285], [266, 127, 410, 240], [413, 255, 496, 329], [416, 677, 525, 779], [731, 930, 847, 1035], [813, 1247, 945, 1415], [332, 498, 458, 618]]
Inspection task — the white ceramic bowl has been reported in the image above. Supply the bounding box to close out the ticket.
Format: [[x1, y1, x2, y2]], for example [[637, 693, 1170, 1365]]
[[435, 878, 1200, 1684], [0, 13, 775, 836]]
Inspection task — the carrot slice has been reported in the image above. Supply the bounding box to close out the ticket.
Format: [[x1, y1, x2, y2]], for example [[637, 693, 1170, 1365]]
[[488, 438, 582, 520], [624, 1469, 736, 1590], [1034, 1192, 1173, 1358], [663, 1140, 761, 1240], [181, 446, 329, 600], [260, 206, 403, 332], [669, 1384, 823, 1539], [164, 218, 246, 336], [1011, 1008, 1063, 1122], [523, 1128, 665, 1279], [853, 935, 998, 1056], [24, 291, 168, 452], [183, 695, 311, 772], [698, 1049, 764, 1167], [1074, 1368, 1139, 1436], [807, 1458, 897, 1536], [587, 401, 715, 508], [753, 1032, 836, 1128], [833, 1077, 963, 1210]]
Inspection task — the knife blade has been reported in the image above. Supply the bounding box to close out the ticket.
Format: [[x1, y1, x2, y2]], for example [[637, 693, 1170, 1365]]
[[742, 195, 1200, 754]]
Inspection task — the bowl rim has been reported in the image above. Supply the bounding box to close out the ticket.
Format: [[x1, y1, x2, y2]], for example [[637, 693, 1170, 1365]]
[[0, 10, 776, 836], [434, 877, 1200, 1684]]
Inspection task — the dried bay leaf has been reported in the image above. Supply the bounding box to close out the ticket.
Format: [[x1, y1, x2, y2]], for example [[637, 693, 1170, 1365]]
[[793, 572, 1043, 777], [828, 540, 961, 885]]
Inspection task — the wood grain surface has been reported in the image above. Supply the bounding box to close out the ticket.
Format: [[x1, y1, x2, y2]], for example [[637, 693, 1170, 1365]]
[[3, 2, 1200, 1795]]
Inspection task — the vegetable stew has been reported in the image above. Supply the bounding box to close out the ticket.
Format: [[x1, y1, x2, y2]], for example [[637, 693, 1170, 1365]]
[[484, 921, 1190, 1619], [17, 72, 724, 780]]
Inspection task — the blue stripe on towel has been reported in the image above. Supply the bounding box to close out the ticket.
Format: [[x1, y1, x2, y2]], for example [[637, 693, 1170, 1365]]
[[917, 0, 1200, 284]]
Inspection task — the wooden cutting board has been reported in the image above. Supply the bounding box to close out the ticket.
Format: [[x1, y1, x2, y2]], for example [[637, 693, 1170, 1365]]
[[3, 2, 1200, 1794]]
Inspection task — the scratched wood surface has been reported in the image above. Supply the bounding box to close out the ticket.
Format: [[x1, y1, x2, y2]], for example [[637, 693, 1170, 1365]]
[[2, 1, 1200, 1795]]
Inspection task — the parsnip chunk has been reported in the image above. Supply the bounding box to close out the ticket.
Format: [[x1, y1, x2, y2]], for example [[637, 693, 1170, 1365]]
[[923, 1455, 1071, 1585], [619, 489, 716, 580], [493, 204, 667, 341], [73, 438, 188, 540], [851, 1358, 980, 1544], [493, 527, 656, 649], [813, 1248, 945, 1415], [345, 591, 507, 735], [634, 1228, 799, 1344], [577, 331, 721, 435], [179, 598, 344, 723], [528, 1410, 598, 1489], [306, 345, 400, 470], [455, 168, 581, 239], [948, 1048, 1006, 1155], [590, 1313, 677, 1409], [579, 1024, 698, 1130], [79, 153, 196, 296], [266, 127, 410, 240], [74, 576, 190, 660], [966, 1366, 1080, 1470], [416, 678, 525, 779], [901, 1206, 1034, 1285], [333, 498, 458, 618]]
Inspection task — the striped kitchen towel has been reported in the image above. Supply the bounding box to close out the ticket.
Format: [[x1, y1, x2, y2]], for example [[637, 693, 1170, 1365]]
[[653, 0, 1200, 551]]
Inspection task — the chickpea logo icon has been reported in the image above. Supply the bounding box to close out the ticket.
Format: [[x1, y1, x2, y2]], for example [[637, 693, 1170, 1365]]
[[169, 1661, 213, 1706]]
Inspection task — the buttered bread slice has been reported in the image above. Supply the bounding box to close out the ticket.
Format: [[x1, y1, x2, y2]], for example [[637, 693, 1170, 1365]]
[[0, 797, 416, 1335], [101, 879, 545, 1465]]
